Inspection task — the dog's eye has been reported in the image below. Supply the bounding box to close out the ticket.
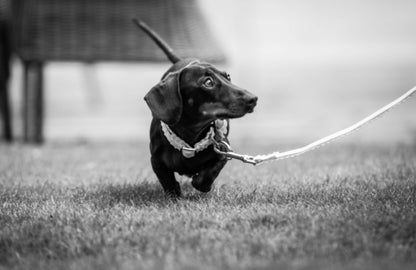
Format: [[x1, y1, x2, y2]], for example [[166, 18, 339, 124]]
[[203, 78, 215, 88], [226, 73, 231, 81]]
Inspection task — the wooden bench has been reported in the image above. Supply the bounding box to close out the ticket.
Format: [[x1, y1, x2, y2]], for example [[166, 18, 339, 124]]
[[9, 0, 225, 143]]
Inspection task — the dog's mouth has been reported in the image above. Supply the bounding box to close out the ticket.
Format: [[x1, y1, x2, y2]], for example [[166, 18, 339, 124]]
[[202, 104, 255, 119], [227, 101, 256, 117]]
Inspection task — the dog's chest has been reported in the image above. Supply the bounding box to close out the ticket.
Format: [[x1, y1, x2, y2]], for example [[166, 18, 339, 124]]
[[156, 141, 224, 176], [150, 121, 226, 176], [169, 146, 224, 176]]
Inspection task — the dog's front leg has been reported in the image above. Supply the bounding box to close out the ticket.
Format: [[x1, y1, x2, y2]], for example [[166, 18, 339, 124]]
[[151, 157, 181, 197], [191, 159, 227, 193]]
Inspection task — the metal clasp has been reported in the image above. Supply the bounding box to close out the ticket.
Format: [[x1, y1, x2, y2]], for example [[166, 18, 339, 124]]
[[211, 138, 258, 165], [181, 147, 196, 158]]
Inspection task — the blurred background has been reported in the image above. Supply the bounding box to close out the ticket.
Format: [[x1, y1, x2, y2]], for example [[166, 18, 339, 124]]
[[3, 0, 416, 145]]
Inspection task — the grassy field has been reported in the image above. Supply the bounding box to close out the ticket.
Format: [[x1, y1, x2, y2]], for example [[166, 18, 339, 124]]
[[0, 141, 415, 270]]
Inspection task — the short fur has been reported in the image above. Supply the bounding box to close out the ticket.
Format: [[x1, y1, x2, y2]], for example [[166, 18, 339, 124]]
[[134, 20, 257, 197]]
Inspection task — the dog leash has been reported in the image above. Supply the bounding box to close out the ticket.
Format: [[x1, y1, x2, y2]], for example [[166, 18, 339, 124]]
[[212, 85, 416, 165]]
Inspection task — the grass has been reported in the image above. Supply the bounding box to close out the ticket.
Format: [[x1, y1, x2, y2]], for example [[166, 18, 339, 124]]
[[0, 141, 415, 269]]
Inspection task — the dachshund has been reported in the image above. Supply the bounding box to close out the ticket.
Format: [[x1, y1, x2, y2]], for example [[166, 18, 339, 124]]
[[134, 20, 257, 197]]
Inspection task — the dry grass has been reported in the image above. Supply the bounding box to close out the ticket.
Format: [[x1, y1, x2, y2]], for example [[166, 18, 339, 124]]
[[0, 141, 415, 270]]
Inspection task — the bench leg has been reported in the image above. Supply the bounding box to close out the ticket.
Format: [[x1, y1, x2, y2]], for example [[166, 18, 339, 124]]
[[0, 21, 12, 142], [0, 74, 12, 142], [23, 61, 44, 143]]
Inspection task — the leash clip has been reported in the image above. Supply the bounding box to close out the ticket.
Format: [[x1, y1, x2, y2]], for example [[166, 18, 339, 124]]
[[211, 138, 258, 165]]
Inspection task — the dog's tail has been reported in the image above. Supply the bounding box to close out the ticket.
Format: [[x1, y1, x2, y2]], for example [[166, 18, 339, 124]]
[[133, 19, 181, 64]]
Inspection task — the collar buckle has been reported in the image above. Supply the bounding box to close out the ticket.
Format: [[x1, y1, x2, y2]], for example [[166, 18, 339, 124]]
[[181, 147, 196, 158]]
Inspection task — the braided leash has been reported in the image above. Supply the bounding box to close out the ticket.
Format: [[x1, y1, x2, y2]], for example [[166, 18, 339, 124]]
[[212, 86, 416, 165]]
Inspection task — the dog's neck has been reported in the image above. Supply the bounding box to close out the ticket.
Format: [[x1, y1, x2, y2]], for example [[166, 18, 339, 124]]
[[169, 119, 214, 146]]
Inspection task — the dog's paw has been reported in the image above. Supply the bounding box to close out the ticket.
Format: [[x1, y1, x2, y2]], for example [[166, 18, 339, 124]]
[[191, 175, 213, 193], [163, 187, 182, 199]]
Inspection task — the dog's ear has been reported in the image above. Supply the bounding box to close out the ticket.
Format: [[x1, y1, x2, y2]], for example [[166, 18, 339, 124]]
[[144, 73, 182, 125]]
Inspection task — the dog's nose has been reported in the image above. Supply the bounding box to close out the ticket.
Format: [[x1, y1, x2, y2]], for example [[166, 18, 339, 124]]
[[247, 96, 258, 107]]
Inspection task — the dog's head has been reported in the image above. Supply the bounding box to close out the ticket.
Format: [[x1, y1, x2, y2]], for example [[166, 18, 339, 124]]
[[144, 59, 257, 125]]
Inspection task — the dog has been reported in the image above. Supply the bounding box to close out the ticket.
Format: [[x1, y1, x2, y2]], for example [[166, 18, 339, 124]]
[[134, 20, 257, 197]]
